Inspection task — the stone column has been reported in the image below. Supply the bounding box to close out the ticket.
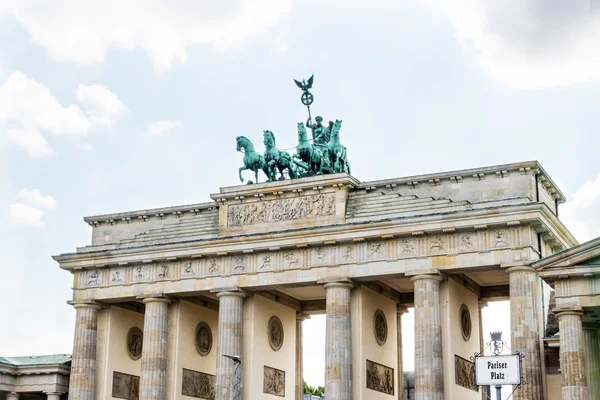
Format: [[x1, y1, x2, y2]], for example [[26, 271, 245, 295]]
[[507, 266, 543, 400], [6, 393, 19, 400], [411, 274, 444, 400], [582, 323, 599, 400], [556, 309, 588, 399], [68, 302, 101, 400], [296, 313, 310, 400], [215, 290, 246, 400], [324, 281, 353, 400], [139, 297, 171, 400], [45, 393, 63, 400], [478, 301, 490, 400], [396, 305, 407, 400]]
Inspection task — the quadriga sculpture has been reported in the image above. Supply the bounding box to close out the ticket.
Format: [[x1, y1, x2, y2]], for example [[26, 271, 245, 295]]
[[263, 130, 296, 181], [236, 136, 268, 184], [328, 119, 351, 174], [294, 122, 323, 176]]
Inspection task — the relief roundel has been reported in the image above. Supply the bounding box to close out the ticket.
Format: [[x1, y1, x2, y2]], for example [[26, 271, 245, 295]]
[[460, 304, 472, 342], [126, 327, 143, 360], [268, 316, 284, 351], [374, 309, 388, 346], [195, 322, 213, 356]]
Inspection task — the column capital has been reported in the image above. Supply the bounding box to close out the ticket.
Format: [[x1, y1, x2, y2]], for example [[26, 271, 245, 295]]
[[67, 300, 102, 310], [296, 312, 311, 322], [410, 273, 443, 283], [396, 304, 408, 315], [321, 280, 354, 290], [506, 265, 537, 275], [478, 300, 488, 310], [215, 290, 247, 299], [554, 308, 584, 318]]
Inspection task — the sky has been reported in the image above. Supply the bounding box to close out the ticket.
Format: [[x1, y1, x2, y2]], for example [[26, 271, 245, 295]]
[[1, 0, 600, 390]]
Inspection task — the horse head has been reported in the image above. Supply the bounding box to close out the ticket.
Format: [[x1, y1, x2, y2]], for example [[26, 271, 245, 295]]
[[236, 136, 253, 152], [330, 119, 342, 139], [263, 130, 275, 147], [297, 122, 308, 141]]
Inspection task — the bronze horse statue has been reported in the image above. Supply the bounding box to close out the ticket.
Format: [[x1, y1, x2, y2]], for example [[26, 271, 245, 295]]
[[328, 119, 350, 174], [263, 130, 296, 181], [236, 136, 268, 183], [294, 122, 323, 175]]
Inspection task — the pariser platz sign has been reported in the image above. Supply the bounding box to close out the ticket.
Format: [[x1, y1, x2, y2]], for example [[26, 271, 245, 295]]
[[475, 354, 522, 386]]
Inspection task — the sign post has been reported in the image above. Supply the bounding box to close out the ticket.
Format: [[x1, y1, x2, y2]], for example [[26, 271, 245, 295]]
[[472, 332, 524, 400]]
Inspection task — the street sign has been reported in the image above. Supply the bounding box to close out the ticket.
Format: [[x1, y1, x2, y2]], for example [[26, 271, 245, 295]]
[[475, 354, 522, 386]]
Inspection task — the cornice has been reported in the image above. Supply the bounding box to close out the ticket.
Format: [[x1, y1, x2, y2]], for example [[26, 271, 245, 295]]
[[534, 236, 600, 271], [53, 202, 573, 271]]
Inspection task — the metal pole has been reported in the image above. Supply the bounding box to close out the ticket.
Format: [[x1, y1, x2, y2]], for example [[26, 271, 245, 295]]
[[233, 360, 241, 400], [495, 385, 502, 400]]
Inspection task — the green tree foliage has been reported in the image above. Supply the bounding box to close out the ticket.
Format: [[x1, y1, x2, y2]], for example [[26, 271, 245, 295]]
[[303, 380, 324, 396]]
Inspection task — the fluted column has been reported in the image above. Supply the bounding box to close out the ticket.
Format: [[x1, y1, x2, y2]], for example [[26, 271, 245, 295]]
[[139, 297, 171, 400], [397, 305, 407, 400], [215, 290, 246, 400], [507, 266, 542, 400], [556, 309, 588, 399], [68, 302, 101, 400], [296, 312, 310, 400], [46, 393, 63, 400], [411, 274, 444, 400], [324, 281, 353, 400], [478, 301, 490, 400], [582, 323, 599, 400], [7, 392, 19, 400]]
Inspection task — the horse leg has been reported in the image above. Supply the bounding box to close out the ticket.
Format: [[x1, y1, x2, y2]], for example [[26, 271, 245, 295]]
[[239, 166, 246, 182]]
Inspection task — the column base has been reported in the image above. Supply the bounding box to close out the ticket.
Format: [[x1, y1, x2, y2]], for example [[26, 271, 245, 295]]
[[562, 386, 589, 399]]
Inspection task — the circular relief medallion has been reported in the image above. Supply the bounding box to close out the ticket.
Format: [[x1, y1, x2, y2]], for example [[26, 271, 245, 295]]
[[268, 316, 284, 351], [460, 304, 472, 342], [374, 309, 388, 346], [126, 327, 143, 360], [195, 322, 213, 356]]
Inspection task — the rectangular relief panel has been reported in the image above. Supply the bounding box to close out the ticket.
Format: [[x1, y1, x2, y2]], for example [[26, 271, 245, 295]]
[[112, 371, 139, 400], [263, 365, 285, 397], [455, 355, 477, 391], [181, 368, 216, 400], [366, 359, 394, 395]]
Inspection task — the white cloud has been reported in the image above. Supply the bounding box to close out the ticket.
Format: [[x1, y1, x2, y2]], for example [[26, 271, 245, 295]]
[[0, 0, 291, 72], [9, 203, 45, 227], [76, 84, 127, 126], [149, 120, 182, 136], [18, 188, 57, 210], [5, 128, 55, 157], [76, 143, 93, 151], [0, 72, 125, 157], [438, 0, 600, 89], [561, 174, 600, 243]]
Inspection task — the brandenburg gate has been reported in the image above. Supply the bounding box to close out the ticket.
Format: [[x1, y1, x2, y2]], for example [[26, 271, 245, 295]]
[[52, 78, 598, 400]]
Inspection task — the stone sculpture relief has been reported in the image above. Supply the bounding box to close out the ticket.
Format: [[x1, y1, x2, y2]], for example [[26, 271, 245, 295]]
[[263, 365, 285, 397], [260, 255, 272, 269], [493, 230, 510, 247], [430, 236, 445, 252], [126, 327, 143, 360], [76, 227, 523, 289], [226, 194, 336, 227], [158, 264, 169, 279], [399, 239, 415, 256], [183, 261, 193, 275], [366, 360, 394, 395], [460, 304, 472, 341], [268, 316, 284, 351], [374, 310, 388, 346], [459, 234, 474, 251], [112, 371, 140, 400], [181, 368, 215, 400], [195, 322, 212, 356], [454, 355, 477, 391], [87, 270, 99, 286]]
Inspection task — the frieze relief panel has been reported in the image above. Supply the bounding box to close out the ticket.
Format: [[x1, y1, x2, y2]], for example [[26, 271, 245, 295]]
[[181, 368, 215, 400], [77, 226, 527, 289], [226, 193, 336, 227], [366, 359, 394, 395]]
